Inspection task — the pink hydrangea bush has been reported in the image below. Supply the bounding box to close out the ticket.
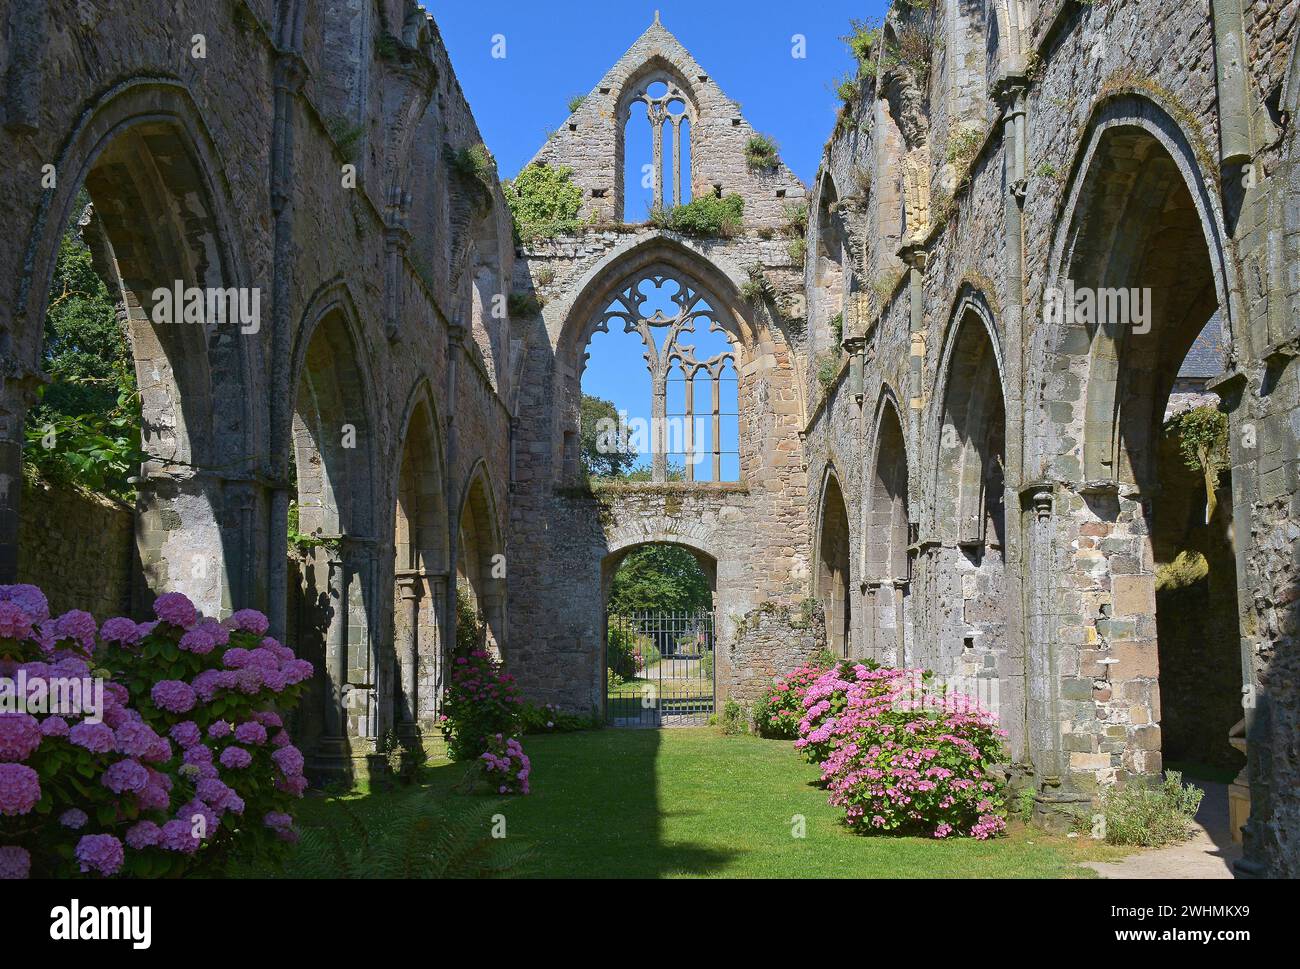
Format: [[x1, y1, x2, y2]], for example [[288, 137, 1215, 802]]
[[0, 585, 312, 878], [479, 733, 531, 795], [796, 663, 1009, 840], [438, 648, 523, 761], [753, 662, 833, 739]]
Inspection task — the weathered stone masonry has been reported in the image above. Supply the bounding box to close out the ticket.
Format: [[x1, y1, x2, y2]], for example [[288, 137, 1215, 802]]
[[0, 0, 515, 778]]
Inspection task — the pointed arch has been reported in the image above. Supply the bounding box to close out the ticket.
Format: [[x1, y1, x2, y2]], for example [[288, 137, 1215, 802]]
[[814, 463, 853, 657], [455, 459, 506, 655], [8, 77, 259, 612]]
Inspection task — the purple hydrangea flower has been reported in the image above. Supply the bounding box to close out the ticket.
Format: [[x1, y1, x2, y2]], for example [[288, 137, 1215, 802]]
[[191, 669, 225, 701], [229, 609, 270, 636], [102, 758, 150, 795], [60, 808, 88, 829], [52, 610, 98, 649], [222, 648, 252, 670], [69, 720, 116, 754], [142, 737, 172, 764], [207, 720, 231, 739], [136, 781, 170, 813], [0, 845, 30, 879], [0, 585, 50, 624], [40, 716, 69, 739], [99, 617, 141, 646], [272, 745, 305, 777], [219, 746, 252, 770], [125, 821, 162, 850], [178, 628, 216, 655], [150, 680, 196, 714], [153, 592, 198, 630], [0, 713, 42, 762], [160, 819, 200, 854], [234, 721, 267, 745], [197, 618, 229, 647], [114, 720, 160, 758], [263, 811, 294, 832], [168, 721, 202, 749], [0, 603, 33, 642], [255, 711, 283, 729], [0, 764, 40, 815], [75, 834, 124, 876]]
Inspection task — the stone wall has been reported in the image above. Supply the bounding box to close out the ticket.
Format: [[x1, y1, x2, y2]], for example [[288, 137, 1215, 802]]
[[17, 479, 132, 620], [728, 599, 827, 705]]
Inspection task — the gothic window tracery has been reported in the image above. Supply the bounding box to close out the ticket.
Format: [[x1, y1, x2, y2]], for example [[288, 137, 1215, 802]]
[[585, 269, 738, 483]]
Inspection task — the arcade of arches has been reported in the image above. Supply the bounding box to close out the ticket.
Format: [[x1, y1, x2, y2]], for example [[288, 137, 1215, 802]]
[[2, 2, 1300, 876]]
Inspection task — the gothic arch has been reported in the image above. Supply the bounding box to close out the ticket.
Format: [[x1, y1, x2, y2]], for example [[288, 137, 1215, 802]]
[[863, 390, 912, 664], [929, 287, 1007, 546], [9, 77, 258, 613], [814, 463, 853, 657], [615, 55, 701, 218], [1032, 93, 1240, 486], [809, 169, 850, 359], [554, 235, 759, 485], [455, 459, 506, 654]]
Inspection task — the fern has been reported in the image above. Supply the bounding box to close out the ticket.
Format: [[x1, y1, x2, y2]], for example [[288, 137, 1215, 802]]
[[249, 791, 533, 878]]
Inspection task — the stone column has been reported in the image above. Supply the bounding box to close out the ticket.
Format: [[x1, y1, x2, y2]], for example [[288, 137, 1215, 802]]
[[396, 573, 422, 738]]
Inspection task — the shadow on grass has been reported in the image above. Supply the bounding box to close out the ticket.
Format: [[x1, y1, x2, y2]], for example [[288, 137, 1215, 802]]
[[254, 728, 737, 878]]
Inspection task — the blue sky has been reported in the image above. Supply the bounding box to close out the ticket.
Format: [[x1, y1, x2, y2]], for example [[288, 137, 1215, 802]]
[[430, 1, 887, 472]]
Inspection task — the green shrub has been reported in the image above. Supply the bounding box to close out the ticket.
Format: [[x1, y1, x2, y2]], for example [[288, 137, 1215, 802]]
[[520, 701, 593, 734], [504, 162, 584, 241], [448, 143, 497, 194], [1100, 772, 1204, 847], [745, 134, 780, 171], [720, 698, 748, 736], [650, 194, 744, 237], [607, 624, 658, 681]]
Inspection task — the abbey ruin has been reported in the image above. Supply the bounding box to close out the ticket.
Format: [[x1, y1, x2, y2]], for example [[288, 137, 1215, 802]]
[[1, 0, 1297, 877]]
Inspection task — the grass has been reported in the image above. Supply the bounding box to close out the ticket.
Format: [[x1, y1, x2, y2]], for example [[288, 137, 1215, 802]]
[[280, 729, 1130, 878]]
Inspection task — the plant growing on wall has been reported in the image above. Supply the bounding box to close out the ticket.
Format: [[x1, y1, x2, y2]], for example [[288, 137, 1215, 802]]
[[745, 134, 780, 172], [650, 194, 745, 237], [503, 162, 584, 241], [1167, 406, 1229, 523], [567, 94, 586, 113], [448, 143, 498, 196]]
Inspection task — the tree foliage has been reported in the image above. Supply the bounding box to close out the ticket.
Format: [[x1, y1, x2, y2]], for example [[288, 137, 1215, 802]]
[[580, 394, 638, 480], [1167, 406, 1229, 523], [23, 197, 143, 500], [608, 545, 712, 614]]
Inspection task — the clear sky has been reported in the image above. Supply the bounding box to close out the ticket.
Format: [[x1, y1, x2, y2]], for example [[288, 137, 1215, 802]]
[[429, 1, 888, 471]]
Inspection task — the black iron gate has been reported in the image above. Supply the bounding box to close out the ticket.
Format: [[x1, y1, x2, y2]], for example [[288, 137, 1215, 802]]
[[605, 610, 715, 727]]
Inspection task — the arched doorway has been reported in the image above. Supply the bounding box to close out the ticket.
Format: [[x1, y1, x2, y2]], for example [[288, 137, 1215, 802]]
[[455, 464, 505, 657], [601, 541, 717, 726], [933, 301, 1008, 669]]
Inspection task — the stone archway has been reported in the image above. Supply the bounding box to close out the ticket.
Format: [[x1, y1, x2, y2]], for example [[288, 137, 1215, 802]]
[[864, 393, 911, 665], [815, 468, 852, 657], [289, 292, 379, 775], [5, 80, 259, 615], [1028, 94, 1246, 818], [455, 461, 506, 657], [392, 383, 450, 738]]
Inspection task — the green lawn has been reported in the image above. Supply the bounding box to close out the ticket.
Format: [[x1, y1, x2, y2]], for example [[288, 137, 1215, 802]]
[[284, 728, 1130, 878]]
